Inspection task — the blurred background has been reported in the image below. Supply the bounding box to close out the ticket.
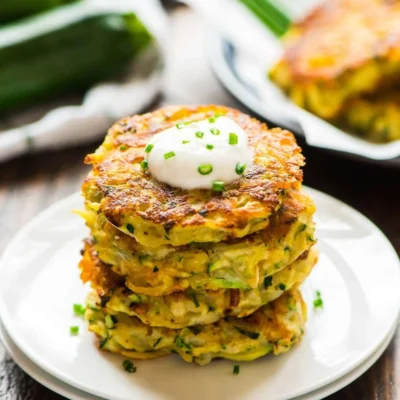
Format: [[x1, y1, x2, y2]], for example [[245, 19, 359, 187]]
[[0, 0, 398, 399]]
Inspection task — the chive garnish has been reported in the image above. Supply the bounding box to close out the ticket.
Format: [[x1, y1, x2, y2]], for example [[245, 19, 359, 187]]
[[210, 128, 220, 135], [176, 123, 185, 129], [263, 276, 273, 289], [212, 181, 225, 192], [235, 163, 246, 175], [233, 365, 240, 375], [182, 140, 190, 144], [70, 326, 79, 335], [198, 164, 213, 175], [140, 160, 148, 170], [208, 117, 217, 123], [206, 144, 214, 150], [153, 337, 162, 348], [120, 144, 127, 151], [189, 291, 200, 308], [314, 290, 323, 309], [195, 131, 204, 138], [278, 283, 286, 291], [145, 144, 154, 153], [164, 151, 176, 159], [229, 132, 238, 145], [126, 224, 134, 234], [99, 338, 108, 348], [314, 298, 323, 308], [73, 303, 85, 316], [122, 360, 137, 373], [235, 326, 260, 339], [176, 336, 191, 350]]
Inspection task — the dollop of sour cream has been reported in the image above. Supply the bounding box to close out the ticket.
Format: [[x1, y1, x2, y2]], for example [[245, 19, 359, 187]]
[[144, 116, 253, 190]]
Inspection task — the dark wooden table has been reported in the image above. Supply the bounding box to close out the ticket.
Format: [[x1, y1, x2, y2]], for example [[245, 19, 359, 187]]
[[0, 6, 399, 400]]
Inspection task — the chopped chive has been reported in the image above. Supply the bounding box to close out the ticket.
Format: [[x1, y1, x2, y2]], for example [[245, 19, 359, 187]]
[[99, 338, 108, 348], [208, 117, 217, 123], [145, 144, 154, 153], [164, 151, 176, 159], [278, 283, 286, 291], [189, 291, 200, 308], [212, 181, 225, 192], [126, 224, 135, 234], [210, 128, 220, 135], [120, 144, 127, 151], [140, 160, 148, 170], [122, 360, 137, 373], [206, 144, 214, 150], [176, 123, 185, 129], [184, 121, 192, 126], [176, 336, 191, 351], [198, 164, 213, 175], [235, 163, 246, 175], [73, 303, 85, 316], [314, 298, 323, 308], [314, 290, 323, 309], [195, 131, 204, 138], [229, 132, 238, 145], [70, 326, 79, 335], [235, 326, 260, 339], [233, 365, 240, 375], [182, 140, 190, 144], [153, 337, 162, 348], [263, 276, 273, 289]]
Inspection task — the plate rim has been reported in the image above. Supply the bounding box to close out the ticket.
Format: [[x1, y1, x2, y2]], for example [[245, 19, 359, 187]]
[[0, 187, 399, 400], [0, 318, 396, 400]]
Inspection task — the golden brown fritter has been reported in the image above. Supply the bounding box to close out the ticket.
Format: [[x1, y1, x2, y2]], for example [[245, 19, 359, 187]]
[[78, 189, 316, 295], [269, 0, 400, 119], [82, 105, 304, 247], [79, 241, 317, 328], [86, 287, 307, 365]]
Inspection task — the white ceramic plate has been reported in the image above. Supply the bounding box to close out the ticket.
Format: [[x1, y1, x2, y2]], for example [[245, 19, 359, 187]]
[[207, 32, 400, 166], [0, 319, 396, 400], [0, 324, 102, 400], [0, 188, 399, 400]]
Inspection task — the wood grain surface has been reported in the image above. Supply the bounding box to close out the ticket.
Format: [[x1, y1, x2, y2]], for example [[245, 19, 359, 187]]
[[0, 6, 399, 400]]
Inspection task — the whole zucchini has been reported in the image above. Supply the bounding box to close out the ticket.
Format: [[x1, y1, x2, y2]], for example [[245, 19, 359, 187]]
[[0, 0, 79, 24], [0, 4, 152, 112]]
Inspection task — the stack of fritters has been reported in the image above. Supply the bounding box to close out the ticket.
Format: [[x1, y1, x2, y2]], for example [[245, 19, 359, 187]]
[[269, 0, 400, 142], [78, 105, 317, 366]]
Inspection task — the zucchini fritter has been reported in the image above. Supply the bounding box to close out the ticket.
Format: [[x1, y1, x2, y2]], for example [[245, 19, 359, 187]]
[[86, 288, 306, 365], [80, 244, 317, 328], [269, 0, 400, 120], [79, 190, 316, 295], [339, 91, 400, 142], [82, 105, 304, 247]]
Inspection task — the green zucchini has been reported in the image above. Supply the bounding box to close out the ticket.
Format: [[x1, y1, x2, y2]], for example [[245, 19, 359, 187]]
[[0, 0, 79, 24], [0, 3, 152, 112]]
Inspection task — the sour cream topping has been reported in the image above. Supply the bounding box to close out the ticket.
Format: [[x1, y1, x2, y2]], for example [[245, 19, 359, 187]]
[[144, 116, 253, 190]]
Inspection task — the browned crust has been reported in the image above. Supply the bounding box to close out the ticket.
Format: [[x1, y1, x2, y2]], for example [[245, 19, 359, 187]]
[[278, 0, 400, 82], [82, 105, 304, 232]]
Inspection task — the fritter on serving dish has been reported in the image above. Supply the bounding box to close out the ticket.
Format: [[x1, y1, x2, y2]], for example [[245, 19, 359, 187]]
[[339, 91, 400, 142], [82, 105, 304, 247], [269, 0, 400, 123], [85, 288, 306, 366]]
